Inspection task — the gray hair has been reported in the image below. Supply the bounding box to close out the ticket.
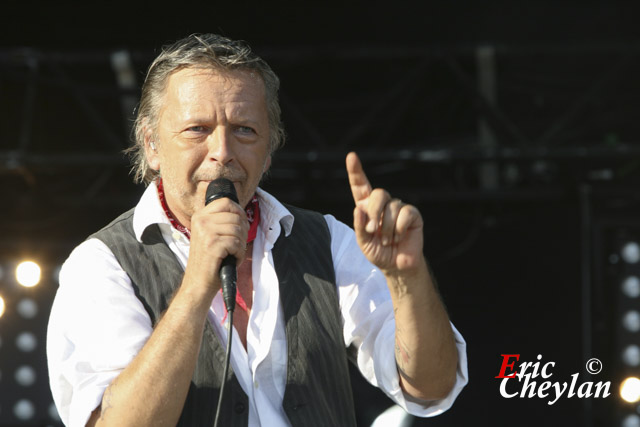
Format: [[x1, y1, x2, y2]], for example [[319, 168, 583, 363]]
[[127, 33, 285, 184]]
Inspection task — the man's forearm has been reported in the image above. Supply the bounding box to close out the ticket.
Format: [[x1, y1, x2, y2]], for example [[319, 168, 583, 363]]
[[386, 258, 458, 401], [87, 280, 213, 426]]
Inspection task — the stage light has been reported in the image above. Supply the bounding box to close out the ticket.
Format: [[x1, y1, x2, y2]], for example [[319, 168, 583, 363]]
[[48, 402, 61, 422], [14, 365, 36, 387], [16, 298, 38, 319], [623, 311, 640, 332], [13, 399, 35, 420], [620, 377, 640, 403], [623, 242, 640, 264], [52, 264, 63, 284], [623, 276, 640, 298], [622, 242, 640, 264], [622, 414, 640, 427], [623, 345, 640, 367], [15, 331, 37, 352], [0, 295, 5, 318], [15, 261, 41, 288]]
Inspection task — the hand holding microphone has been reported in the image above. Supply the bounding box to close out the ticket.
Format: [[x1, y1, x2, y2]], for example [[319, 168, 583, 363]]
[[205, 178, 239, 313], [183, 178, 247, 307]]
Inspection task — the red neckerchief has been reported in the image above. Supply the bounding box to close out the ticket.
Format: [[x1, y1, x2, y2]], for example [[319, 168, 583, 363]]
[[157, 178, 259, 315]]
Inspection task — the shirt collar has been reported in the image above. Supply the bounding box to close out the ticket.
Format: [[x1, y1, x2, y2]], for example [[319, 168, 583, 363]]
[[132, 181, 172, 242], [255, 187, 294, 238], [132, 181, 294, 243]]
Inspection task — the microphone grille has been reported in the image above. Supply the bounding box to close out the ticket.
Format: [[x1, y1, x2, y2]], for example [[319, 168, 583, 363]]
[[205, 178, 239, 205]]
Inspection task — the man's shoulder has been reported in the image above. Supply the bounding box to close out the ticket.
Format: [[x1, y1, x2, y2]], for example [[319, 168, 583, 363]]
[[90, 208, 137, 238], [274, 200, 354, 240], [65, 209, 133, 266], [63, 208, 137, 271], [282, 203, 324, 219], [60, 236, 124, 291]]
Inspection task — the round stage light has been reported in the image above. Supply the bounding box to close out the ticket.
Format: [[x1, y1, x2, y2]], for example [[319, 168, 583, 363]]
[[15, 331, 37, 352], [623, 276, 640, 299], [621, 377, 640, 403], [623, 345, 640, 367], [14, 365, 36, 387], [623, 242, 640, 264], [623, 414, 640, 427], [0, 295, 5, 318], [15, 261, 41, 288], [13, 399, 35, 420], [16, 298, 38, 319], [48, 402, 61, 421], [623, 311, 640, 333]]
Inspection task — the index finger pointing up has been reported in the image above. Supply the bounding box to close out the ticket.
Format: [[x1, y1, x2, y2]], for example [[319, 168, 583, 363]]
[[346, 152, 372, 205]]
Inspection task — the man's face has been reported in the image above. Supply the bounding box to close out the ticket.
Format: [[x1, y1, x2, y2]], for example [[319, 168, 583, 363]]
[[146, 67, 271, 228]]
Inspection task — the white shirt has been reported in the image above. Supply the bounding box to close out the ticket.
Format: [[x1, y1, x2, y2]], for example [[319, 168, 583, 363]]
[[47, 183, 468, 427]]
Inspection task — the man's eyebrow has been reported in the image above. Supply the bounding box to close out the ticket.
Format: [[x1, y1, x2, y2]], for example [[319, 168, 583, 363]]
[[234, 118, 260, 126]]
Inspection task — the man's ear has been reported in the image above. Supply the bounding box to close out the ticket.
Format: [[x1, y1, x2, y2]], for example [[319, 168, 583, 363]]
[[144, 127, 160, 171]]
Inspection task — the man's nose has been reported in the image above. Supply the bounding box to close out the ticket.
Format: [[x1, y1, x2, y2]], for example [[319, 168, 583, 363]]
[[207, 127, 234, 165]]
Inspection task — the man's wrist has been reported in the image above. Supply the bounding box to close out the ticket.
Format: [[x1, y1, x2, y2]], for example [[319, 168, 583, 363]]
[[383, 257, 431, 299]]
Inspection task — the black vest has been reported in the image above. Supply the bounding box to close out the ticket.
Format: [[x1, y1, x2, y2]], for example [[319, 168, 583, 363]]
[[91, 204, 356, 427]]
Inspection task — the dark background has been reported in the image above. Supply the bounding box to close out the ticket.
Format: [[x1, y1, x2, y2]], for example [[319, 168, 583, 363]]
[[2, 1, 640, 426]]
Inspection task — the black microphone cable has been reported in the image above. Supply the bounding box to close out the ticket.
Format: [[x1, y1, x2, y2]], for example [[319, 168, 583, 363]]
[[206, 179, 238, 427], [213, 309, 233, 427]]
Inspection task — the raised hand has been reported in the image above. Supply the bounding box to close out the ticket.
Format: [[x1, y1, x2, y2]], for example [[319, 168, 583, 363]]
[[346, 152, 425, 274], [347, 152, 459, 401]]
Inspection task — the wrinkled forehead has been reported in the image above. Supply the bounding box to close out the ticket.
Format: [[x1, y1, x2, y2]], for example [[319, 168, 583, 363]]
[[164, 65, 265, 96], [157, 67, 268, 123]]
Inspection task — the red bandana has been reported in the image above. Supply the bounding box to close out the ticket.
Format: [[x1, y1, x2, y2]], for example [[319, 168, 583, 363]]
[[157, 179, 259, 315]]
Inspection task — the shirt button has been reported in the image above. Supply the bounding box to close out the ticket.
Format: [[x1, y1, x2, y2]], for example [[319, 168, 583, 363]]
[[172, 231, 182, 241], [254, 380, 259, 389], [234, 402, 245, 414]]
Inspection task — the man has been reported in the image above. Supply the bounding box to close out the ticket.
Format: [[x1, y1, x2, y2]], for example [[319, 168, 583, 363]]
[[47, 34, 468, 427]]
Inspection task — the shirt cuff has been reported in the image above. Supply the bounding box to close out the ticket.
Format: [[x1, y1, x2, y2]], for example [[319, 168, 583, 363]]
[[372, 321, 468, 417], [66, 383, 106, 427]]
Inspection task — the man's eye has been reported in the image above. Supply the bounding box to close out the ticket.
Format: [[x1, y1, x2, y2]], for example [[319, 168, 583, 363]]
[[187, 126, 208, 133], [236, 126, 255, 135]]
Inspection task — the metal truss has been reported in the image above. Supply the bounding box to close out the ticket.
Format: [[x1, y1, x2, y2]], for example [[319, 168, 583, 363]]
[[2, 43, 640, 246]]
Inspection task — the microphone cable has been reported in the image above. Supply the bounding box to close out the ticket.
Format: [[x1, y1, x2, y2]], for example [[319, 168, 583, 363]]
[[213, 307, 234, 427]]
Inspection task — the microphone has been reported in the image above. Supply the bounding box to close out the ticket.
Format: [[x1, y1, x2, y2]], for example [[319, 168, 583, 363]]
[[205, 178, 238, 312]]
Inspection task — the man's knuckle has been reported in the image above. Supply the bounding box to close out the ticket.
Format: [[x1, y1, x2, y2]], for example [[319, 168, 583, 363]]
[[371, 188, 385, 198]]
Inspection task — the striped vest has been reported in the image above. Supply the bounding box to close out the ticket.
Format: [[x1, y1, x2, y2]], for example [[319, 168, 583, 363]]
[[91, 204, 357, 427]]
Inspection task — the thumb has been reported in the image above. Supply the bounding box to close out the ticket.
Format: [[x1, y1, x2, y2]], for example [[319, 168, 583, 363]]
[[353, 205, 369, 241]]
